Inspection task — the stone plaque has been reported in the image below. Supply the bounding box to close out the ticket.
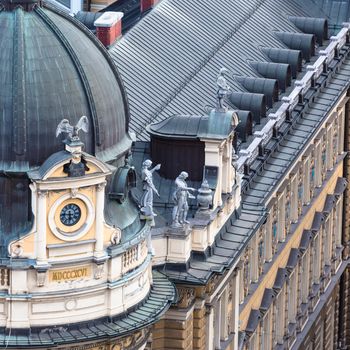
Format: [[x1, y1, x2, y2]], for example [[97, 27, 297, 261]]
[[49, 265, 91, 282]]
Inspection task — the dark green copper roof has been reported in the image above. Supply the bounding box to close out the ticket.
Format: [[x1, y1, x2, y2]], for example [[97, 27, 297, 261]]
[[0, 1, 130, 170], [0, 271, 176, 348]]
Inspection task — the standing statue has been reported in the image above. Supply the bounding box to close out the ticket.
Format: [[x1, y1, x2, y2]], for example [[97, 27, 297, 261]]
[[172, 172, 196, 227], [140, 160, 161, 217], [217, 67, 230, 110]]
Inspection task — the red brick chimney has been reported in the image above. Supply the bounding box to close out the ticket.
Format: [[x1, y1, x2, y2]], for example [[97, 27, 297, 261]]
[[94, 12, 124, 47], [141, 0, 158, 12]]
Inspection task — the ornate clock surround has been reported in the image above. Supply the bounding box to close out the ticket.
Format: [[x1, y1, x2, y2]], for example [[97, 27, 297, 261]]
[[48, 192, 95, 242]]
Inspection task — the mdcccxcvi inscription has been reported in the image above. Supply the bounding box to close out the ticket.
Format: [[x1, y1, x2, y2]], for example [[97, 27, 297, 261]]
[[49, 266, 91, 282]]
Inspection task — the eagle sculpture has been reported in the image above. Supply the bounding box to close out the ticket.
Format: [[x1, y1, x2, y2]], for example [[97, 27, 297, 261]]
[[56, 116, 89, 139]]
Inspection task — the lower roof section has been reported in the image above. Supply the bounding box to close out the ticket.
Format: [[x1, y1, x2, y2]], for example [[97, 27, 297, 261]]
[[0, 271, 175, 348]]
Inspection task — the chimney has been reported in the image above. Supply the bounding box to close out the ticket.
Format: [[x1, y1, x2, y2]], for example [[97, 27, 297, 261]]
[[141, 0, 158, 13], [94, 11, 124, 47]]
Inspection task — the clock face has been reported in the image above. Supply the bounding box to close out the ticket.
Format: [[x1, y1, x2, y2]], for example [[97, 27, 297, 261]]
[[60, 203, 81, 226]]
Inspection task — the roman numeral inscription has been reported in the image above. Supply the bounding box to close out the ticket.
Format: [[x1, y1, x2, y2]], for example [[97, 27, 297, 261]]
[[49, 266, 91, 282]]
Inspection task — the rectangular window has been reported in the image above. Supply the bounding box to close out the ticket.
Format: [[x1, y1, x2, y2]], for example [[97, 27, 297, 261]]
[[302, 156, 311, 205], [288, 270, 298, 323], [321, 133, 327, 181], [220, 287, 229, 341], [214, 298, 221, 349], [335, 197, 343, 248], [313, 232, 321, 284], [314, 139, 322, 187], [326, 124, 333, 170], [275, 286, 286, 344], [324, 215, 332, 266], [285, 183, 291, 235], [250, 235, 259, 283], [261, 309, 272, 350], [264, 214, 273, 262], [301, 250, 310, 303], [277, 190, 286, 242], [290, 173, 298, 223], [310, 149, 315, 199], [249, 332, 257, 350], [258, 226, 265, 276], [338, 106, 345, 154], [333, 118, 339, 164]]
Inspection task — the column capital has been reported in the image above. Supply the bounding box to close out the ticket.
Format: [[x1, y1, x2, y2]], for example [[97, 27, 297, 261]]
[[96, 181, 107, 192]]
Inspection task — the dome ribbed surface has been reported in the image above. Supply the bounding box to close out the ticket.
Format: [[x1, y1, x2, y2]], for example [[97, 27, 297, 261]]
[[0, 2, 129, 169]]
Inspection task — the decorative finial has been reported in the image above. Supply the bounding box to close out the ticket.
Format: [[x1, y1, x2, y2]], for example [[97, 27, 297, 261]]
[[216, 67, 230, 111], [196, 179, 212, 211], [56, 116, 89, 142]]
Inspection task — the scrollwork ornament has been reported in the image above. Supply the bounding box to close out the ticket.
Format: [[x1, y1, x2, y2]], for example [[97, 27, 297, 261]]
[[176, 287, 196, 308], [71, 188, 78, 198], [36, 271, 47, 287], [110, 228, 121, 245], [97, 181, 107, 192], [9, 241, 24, 258]]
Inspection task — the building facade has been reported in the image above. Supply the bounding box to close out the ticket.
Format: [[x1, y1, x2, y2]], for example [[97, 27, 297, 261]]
[[0, 0, 175, 348], [107, 0, 350, 349], [2, 0, 350, 349]]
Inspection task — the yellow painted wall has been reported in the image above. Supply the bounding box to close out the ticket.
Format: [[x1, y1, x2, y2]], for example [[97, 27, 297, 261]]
[[239, 162, 343, 329]]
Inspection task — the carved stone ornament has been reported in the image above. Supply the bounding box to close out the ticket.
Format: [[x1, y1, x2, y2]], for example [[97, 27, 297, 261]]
[[36, 270, 47, 287], [176, 287, 196, 309], [206, 273, 220, 294], [71, 188, 79, 198], [65, 299, 77, 311], [110, 228, 121, 245], [9, 241, 24, 258], [94, 264, 104, 279], [97, 181, 107, 192], [197, 179, 212, 211]]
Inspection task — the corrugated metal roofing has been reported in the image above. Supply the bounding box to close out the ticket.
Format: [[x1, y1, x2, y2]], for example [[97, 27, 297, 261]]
[[109, 0, 338, 141]]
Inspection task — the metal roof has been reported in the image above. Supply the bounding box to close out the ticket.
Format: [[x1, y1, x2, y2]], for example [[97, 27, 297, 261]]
[[0, 1, 130, 170], [109, 0, 338, 141]]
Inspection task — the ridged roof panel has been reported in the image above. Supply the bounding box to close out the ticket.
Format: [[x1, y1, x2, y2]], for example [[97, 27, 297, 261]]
[[110, 0, 316, 140]]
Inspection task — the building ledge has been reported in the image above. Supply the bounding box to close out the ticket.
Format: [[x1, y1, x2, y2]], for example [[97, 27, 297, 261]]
[[0, 271, 176, 348]]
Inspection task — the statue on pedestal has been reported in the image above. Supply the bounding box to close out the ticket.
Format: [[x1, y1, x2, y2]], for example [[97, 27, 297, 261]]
[[172, 172, 196, 227], [140, 160, 161, 217], [217, 67, 230, 110]]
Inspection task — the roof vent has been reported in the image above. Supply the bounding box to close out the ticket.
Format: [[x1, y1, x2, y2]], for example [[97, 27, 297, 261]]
[[289, 16, 328, 45], [261, 47, 302, 79], [235, 76, 278, 108], [235, 110, 253, 142], [275, 32, 316, 61], [249, 61, 291, 92], [229, 92, 266, 124]]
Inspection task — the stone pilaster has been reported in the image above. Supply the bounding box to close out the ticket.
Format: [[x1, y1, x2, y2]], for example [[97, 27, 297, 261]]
[[193, 305, 206, 350], [152, 286, 196, 350]]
